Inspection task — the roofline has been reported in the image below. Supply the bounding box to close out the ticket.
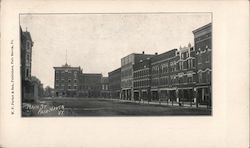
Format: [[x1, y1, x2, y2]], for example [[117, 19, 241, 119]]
[[82, 73, 102, 75], [192, 23, 212, 34], [53, 66, 81, 69]]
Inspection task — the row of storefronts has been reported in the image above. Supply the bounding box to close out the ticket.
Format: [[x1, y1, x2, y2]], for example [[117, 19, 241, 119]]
[[117, 23, 212, 106]]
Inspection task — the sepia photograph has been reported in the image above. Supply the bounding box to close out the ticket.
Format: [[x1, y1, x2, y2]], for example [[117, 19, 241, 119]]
[[20, 13, 212, 117]]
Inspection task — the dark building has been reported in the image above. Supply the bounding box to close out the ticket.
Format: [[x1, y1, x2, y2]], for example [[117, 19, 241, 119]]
[[150, 44, 197, 105], [20, 27, 34, 102], [100, 77, 110, 98], [150, 49, 179, 102], [121, 52, 154, 100], [54, 63, 82, 97], [78, 73, 102, 98], [133, 56, 154, 101], [108, 68, 121, 99], [193, 23, 212, 106]]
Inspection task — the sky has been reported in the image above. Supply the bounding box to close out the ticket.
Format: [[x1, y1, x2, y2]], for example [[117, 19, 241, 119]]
[[20, 13, 211, 88]]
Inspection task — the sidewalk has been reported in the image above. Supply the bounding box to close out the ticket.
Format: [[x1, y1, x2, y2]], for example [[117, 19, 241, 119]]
[[104, 98, 210, 109]]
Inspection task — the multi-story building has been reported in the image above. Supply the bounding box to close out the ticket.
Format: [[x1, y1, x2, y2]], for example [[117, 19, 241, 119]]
[[78, 73, 102, 98], [20, 27, 34, 101], [108, 68, 121, 99], [54, 63, 82, 97], [176, 44, 197, 104], [121, 52, 154, 100], [133, 56, 154, 101], [193, 23, 212, 106], [150, 44, 197, 105], [100, 77, 110, 98], [150, 49, 179, 102]]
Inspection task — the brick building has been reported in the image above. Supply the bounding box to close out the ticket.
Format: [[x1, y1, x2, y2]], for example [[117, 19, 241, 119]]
[[121, 53, 154, 100], [78, 73, 102, 98], [133, 55, 154, 101], [176, 44, 197, 105], [193, 23, 212, 106], [20, 27, 34, 102], [100, 77, 110, 98], [150, 49, 179, 102], [54, 63, 82, 97], [108, 68, 121, 99]]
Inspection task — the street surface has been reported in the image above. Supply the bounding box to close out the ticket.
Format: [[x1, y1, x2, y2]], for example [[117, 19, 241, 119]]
[[22, 97, 211, 116]]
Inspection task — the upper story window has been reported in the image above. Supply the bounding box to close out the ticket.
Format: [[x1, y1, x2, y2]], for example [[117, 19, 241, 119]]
[[26, 54, 30, 65], [199, 72, 202, 83], [198, 56, 202, 64], [26, 41, 31, 50], [205, 54, 210, 63]]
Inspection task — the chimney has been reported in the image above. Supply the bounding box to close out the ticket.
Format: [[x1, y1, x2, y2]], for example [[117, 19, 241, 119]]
[[142, 51, 145, 54]]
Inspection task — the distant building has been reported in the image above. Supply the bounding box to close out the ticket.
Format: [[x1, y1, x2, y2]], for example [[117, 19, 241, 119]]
[[193, 23, 212, 106], [54, 63, 82, 97], [78, 73, 102, 98], [20, 27, 34, 102], [100, 77, 110, 98], [108, 68, 121, 99], [120, 52, 154, 100]]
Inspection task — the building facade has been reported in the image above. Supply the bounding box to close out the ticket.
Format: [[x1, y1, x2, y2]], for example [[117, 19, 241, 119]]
[[108, 68, 121, 99], [193, 23, 212, 106], [176, 44, 197, 105], [150, 49, 179, 102], [120, 53, 154, 100], [54, 64, 82, 97], [20, 27, 34, 102], [101, 77, 110, 98], [78, 73, 102, 98], [133, 57, 152, 101]]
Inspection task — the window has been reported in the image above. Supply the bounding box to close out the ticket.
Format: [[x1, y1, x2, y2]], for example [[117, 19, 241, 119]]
[[26, 54, 30, 64], [206, 55, 209, 63], [188, 60, 191, 69], [26, 41, 31, 50], [192, 59, 196, 68], [68, 79, 71, 83], [179, 62, 182, 70], [206, 71, 211, 82], [198, 56, 202, 64], [199, 73, 202, 83], [68, 86, 71, 89], [188, 76, 193, 83], [74, 72, 77, 78], [26, 69, 29, 78]]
